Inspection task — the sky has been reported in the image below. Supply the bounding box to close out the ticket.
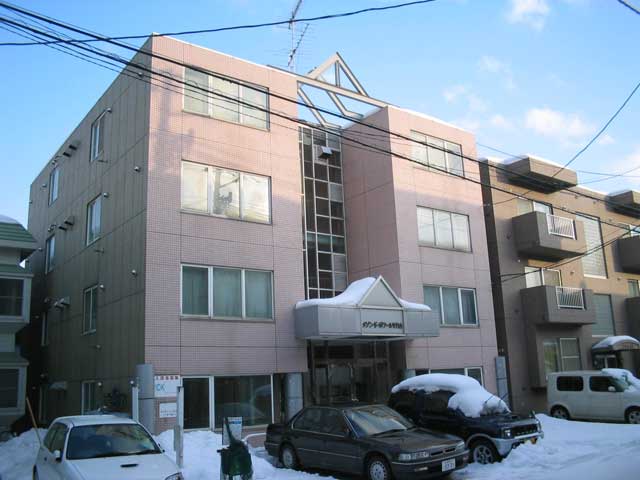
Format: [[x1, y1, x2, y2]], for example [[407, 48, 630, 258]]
[[1, 0, 639, 226]]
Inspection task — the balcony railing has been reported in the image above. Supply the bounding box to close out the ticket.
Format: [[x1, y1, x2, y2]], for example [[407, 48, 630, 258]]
[[556, 286, 585, 309], [546, 214, 576, 239]]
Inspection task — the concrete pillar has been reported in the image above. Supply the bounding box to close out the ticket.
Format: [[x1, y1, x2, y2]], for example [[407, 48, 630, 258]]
[[403, 369, 416, 379], [136, 363, 155, 433], [285, 373, 303, 420]]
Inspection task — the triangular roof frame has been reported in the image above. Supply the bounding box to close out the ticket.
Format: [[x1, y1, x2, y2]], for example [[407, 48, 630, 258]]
[[357, 275, 403, 309]]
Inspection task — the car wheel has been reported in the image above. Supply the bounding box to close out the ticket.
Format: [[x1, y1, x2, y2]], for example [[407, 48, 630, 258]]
[[470, 439, 500, 465], [626, 408, 640, 425], [367, 455, 392, 480], [280, 444, 299, 470], [550, 406, 570, 420]]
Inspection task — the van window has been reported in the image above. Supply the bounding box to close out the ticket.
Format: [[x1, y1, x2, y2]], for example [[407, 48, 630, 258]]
[[557, 376, 584, 392], [589, 376, 622, 393]]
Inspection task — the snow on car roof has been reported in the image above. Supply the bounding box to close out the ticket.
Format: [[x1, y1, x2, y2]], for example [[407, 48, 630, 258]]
[[392, 373, 509, 418], [55, 415, 138, 427], [602, 368, 640, 391]]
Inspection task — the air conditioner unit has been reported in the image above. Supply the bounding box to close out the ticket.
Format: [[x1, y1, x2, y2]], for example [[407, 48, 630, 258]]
[[62, 140, 80, 158], [314, 145, 333, 161]]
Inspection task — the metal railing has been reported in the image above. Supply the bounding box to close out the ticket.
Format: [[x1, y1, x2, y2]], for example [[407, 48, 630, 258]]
[[546, 214, 576, 239], [556, 286, 585, 309]]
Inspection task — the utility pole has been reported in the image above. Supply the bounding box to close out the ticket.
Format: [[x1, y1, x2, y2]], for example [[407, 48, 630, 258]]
[[287, 0, 304, 72]]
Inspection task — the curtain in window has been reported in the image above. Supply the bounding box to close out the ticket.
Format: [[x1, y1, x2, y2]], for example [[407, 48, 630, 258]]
[[427, 137, 446, 170], [242, 86, 268, 129], [592, 294, 615, 336], [184, 68, 209, 115], [560, 338, 581, 370], [451, 213, 470, 251], [576, 214, 606, 277], [245, 270, 272, 318], [434, 211, 453, 249], [241, 174, 270, 222], [212, 77, 240, 123], [211, 169, 240, 218], [214, 375, 271, 428], [417, 208, 435, 245], [423, 286, 441, 319], [182, 267, 209, 315], [212, 268, 242, 317], [543, 340, 560, 374], [445, 142, 463, 175], [181, 162, 208, 212], [460, 290, 477, 325], [411, 132, 428, 164], [442, 287, 460, 325]]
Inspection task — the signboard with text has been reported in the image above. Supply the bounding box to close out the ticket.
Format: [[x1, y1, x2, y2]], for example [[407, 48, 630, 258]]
[[154, 375, 180, 398], [159, 402, 177, 418]]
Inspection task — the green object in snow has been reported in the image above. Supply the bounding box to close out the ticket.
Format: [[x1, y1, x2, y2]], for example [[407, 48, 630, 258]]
[[219, 418, 253, 480]]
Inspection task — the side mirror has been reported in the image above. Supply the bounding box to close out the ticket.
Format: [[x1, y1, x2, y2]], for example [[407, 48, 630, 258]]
[[53, 450, 62, 462], [608, 386, 616, 393]]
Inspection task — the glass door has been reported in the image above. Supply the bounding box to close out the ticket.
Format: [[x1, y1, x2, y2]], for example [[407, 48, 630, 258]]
[[183, 377, 210, 429]]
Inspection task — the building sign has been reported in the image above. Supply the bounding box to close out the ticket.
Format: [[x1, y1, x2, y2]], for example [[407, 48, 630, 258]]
[[159, 402, 177, 418], [361, 319, 404, 335], [154, 375, 180, 398], [222, 417, 243, 445]]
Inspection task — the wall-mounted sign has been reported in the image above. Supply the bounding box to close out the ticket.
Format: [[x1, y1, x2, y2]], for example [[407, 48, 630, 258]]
[[159, 402, 177, 418], [154, 375, 180, 398]]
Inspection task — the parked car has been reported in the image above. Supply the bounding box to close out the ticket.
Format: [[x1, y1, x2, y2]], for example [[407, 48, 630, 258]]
[[265, 404, 468, 480], [388, 374, 543, 464], [547, 370, 640, 424], [33, 415, 182, 480]]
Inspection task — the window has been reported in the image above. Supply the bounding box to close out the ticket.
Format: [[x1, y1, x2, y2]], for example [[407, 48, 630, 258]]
[[589, 376, 622, 393], [184, 67, 269, 130], [86, 196, 102, 245], [592, 294, 615, 336], [557, 376, 584, 392], [543, 338, 581, 375], [0, 278, 24, 317], [183, 377, 211, 429], [410, 131, 463, 176], [83, 285, 98, 334], [423, 286, 478, 326], [576, 214, 607, 278], [422, 390, 455, 414], [45, 235, 56, 273], [0, 369, 19, 408], [424, 367, 484, 386], [628, 280, 640, 297], [41, 312, 49, 346], [90, 112, 106, 161], [516, 198, 552, 215], [81, 381, 97, 414], [181, 162, 271, 223], [214, 375, 272, 428], [524, 267, 562, 288], [43, 422, 67, 454], [294, 407, 323, 432], [181, 265, 273, 319], [417, 207, 471, 252], [48, 166, 59, 205]]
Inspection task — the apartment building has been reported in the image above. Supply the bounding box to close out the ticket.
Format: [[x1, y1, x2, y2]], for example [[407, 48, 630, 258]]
[[0, 215, 36, 432], [27, 35, 499, 433], [480, 156, 640, 412]]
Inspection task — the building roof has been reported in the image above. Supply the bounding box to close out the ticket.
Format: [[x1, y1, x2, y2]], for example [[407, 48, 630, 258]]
[[0, 214, 37, 260]]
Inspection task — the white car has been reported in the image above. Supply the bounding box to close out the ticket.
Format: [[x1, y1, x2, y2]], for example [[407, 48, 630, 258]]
[[547, 370, 640, 424], [33, 415, 182, 480]]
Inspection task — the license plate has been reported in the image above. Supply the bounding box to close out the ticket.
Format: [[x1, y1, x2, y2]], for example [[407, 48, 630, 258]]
[[442, 459, 456, 472]]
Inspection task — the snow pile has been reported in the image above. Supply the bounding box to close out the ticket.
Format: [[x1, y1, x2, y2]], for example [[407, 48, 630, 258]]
[[452, 415, 640, 480], [603, 368, 640, 391], [0, 429, 46, 480], [296, 276, 431, 311], [392, 373, 509, 417], [592, 335, 640, 350]]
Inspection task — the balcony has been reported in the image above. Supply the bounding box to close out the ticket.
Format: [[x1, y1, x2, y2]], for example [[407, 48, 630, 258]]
[[608, 190, 640, 218], [513, 211, 586, 260], [617, 235, 640, 273], [520, 285, 596, 326], [504, 155, 578, 192]]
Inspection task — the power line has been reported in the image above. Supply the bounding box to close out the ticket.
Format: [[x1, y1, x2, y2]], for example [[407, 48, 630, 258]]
[[3, 7, 640, 232], [0, 0, 437, 47], [618, 0, 640, 15]]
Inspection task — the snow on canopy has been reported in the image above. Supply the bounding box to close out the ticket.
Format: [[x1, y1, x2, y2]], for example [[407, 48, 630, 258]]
[[602, 368, 640, 392], [592, 335, 640, 350], [392, 373, 509, 418], [295, 277, 431, 311]]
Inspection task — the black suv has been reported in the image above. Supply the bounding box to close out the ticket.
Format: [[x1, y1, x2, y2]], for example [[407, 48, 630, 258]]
[[389, 389, 543, 464]]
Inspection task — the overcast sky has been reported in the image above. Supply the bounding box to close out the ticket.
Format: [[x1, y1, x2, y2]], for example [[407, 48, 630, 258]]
[[1, 0, 639, 225]]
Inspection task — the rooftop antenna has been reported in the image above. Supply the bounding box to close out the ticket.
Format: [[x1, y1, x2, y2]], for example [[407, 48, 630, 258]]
[[287, 0, 304, 72]]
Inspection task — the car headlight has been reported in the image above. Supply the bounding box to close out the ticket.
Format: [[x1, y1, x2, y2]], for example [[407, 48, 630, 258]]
[[165, 474, 183, 480], [536, 420, 542, 432], [502, 428, 512, 439], [398, 451, 430, 462], [456, 441, 465, 451]]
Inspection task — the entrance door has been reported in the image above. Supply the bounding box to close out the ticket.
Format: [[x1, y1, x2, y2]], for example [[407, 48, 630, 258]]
[[183, 377, 211, 429]]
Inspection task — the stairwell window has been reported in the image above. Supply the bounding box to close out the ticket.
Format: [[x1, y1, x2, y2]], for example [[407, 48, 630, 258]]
[[86, 196, 102, 245], [83, 285, 98, 334], [184, 67, 269, 130], [45, 235, 56, 273], [576, 213, 607, 278], [81, 381, 97, 414], [48, 166, 60, 205], [90, 112, 106, 161], [417, 207, 471, 252]]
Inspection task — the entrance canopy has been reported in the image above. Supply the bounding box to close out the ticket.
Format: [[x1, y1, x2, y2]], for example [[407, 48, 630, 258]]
[[294, 276, 439, 340], [592, 335, 640, 353]]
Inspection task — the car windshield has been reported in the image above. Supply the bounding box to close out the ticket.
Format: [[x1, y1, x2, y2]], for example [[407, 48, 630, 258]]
[[609, 376, 630, 392], [66, 423, 161, 460], [345, 405, 413, 437]]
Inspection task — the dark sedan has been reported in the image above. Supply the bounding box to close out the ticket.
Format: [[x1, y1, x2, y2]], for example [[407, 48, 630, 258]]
[[265, 404, 469, 480]]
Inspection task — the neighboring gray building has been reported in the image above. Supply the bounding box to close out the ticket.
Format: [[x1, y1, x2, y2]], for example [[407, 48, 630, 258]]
[[27, 36, 499, 433], [480, 156, 640, 412], [0, 214, 36, 432]]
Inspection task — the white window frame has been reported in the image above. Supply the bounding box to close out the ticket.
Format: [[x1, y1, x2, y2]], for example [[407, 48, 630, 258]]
[[48, 166, 59, 205], [410, 130, 464, 176], [417, 206, 472, 252], [576, 213, 607, 279], [83, 285, 98, 334], [45, 235, 55, 273], [424, 285, 479, 326], [90, 111, 106, 161], [181, 161, 272, 224], [524, 266, 562, 288], [81, 380, 97, 414], [180, 264, 274, 320], [86, 195, 102, 246], [559, 338, 581, 371], [182, 67, 270, 130], [628, 279, 640, 298]]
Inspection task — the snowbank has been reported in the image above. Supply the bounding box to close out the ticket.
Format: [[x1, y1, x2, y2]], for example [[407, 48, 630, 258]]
[[603, 368, 640, 391], [392, 373, 509, 417], [592, 335, 640, 350], [0, 429, 46, 480]]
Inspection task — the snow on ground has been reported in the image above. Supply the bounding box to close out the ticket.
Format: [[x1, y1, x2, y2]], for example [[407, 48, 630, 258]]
[[1, 416, 639, 480]]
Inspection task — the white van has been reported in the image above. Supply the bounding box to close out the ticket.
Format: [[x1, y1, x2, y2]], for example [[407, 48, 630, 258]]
[[547, 370, 640, 424]]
